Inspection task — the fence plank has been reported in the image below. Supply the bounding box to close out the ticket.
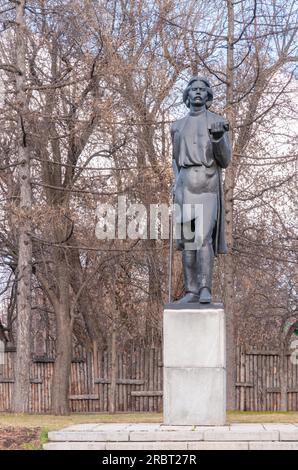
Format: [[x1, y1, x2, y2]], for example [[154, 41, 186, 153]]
[[131, 391, 163, 397], [69, 394, 99, 400]]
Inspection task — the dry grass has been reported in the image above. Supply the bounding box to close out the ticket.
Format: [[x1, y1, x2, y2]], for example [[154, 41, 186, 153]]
[[0, 411, 297, 431], [0, 412, 162, 431], [228, 411, 298, 424], [0, 427, 42, 450]]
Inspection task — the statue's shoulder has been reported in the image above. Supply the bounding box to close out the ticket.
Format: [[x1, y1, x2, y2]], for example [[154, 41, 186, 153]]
[[171, 115, 188, 132], [207, 110, 226, 123]]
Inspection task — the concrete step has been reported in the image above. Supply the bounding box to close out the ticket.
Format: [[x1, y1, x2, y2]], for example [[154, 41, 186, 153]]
[[43, 441, 298, 450], [44, 423, 298, 450]]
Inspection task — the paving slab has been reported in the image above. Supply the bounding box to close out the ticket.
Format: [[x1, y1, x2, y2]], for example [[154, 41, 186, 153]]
[[48, 430, 129, 442], [263, 423, 298, 431], [125, 423, 162, 431], [44, 442, 106, 450], [129, 431, 204, 441], [193, 426, 227, 433], [188, 441, 249, 450], [106, 442, 189, 450], [279, 431, 298, 441], [92, 423, 132, 431], [159, 425, 194, 431], [228, 424, 264, 430], [203, 430, 279, 441], [249, 441, 298, 450], [60, 423, 102, 431]]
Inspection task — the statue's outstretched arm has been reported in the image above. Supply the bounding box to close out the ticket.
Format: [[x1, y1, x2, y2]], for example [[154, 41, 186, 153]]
[[209, 122, 231, 169]]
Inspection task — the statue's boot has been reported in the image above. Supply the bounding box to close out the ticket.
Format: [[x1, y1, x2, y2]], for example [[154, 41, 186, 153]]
[[174, 250, 199, 303], [197, 243, 214, 304], [199, 287, 212, 304], [174, 292, 200, 304]]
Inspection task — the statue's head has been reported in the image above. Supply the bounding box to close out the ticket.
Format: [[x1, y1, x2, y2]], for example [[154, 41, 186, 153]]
[[183, 75, 213, 109]]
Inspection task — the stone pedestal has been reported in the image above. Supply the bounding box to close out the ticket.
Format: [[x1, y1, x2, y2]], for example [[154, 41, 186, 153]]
[[163, 304, 226, 425]]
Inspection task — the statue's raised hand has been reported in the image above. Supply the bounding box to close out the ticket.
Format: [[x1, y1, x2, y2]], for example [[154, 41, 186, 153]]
[[209, 121, 229, 141]]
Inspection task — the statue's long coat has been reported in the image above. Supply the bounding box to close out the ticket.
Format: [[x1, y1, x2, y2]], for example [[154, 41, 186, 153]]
[[171, 109, 231, 255]]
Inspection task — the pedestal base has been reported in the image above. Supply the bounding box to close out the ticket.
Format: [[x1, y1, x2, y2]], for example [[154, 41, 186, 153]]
[[163, 305, 226, 426]]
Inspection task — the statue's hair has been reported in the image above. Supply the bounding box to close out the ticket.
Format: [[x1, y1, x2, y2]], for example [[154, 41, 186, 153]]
[[183, 75, 213, 109]]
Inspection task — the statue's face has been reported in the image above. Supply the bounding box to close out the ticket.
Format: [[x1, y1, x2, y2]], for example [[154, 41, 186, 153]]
[[188, 80, 208, 107]]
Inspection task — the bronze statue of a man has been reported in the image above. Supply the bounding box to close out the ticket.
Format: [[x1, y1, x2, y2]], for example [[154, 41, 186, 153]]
[[171, 76, 231, 304]]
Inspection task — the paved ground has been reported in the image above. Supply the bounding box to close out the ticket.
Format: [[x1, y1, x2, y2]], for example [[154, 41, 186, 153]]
[[44, 422, 298, 450]]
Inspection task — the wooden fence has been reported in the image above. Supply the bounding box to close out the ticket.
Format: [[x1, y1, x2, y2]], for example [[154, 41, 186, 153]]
[[236, 347, 298, 411], [0, 348, 163, 413], [0, 346, 297, 412]]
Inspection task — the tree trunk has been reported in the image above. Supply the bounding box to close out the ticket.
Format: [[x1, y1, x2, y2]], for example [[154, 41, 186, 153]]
[[12, 0, 33, 413], [51, 307, 72, 415], [51, 254, 72, 415], [109, 323, 117, 413], [224, 0, 236, 410]]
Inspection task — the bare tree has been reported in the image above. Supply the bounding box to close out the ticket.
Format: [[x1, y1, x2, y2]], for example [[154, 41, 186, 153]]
[[11, 0, 33, 413]]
